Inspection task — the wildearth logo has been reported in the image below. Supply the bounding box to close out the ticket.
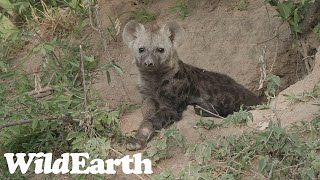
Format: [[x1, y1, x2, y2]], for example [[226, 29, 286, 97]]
[[4, 153, 153, 174]]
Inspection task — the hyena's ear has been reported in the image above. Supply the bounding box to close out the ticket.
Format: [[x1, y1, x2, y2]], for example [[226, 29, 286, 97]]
[[122, 20, 146, 48], [160, 22, 183, 48]]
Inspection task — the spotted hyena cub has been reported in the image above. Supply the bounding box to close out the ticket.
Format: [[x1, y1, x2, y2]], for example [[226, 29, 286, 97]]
[[122, 20, 259, 150]]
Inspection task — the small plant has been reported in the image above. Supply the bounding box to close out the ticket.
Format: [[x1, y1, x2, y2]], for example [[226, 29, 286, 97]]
[[153, 170, 176, 180], [264, 73, 281, 103], [224, 105, 254, 124], [186, 139, 216, 165], [265, 0, 314, 36], [129, 8, 158, 23], [145, 127, 185, 163], [237, 0, 249, 11], [155, 115, 320, 179], [105, 17, 121, 42], [284, 83, 320, 102], [0, 2, 123, 179], [196, 118, 222, 130], [170, 0, 190, 19]]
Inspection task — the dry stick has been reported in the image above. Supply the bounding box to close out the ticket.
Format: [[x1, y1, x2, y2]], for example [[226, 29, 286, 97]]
[[253, 22, 283, 46], [28, 86, 53, 96], [265, 4, 271, 31], [194, 105, 224, 119], [258, 48, 267, 90], [88, 3, 99, 31], [79, 45, 90, 127], [301, 40, 311, 74], [32, 91, 52, 98], [270, 39, 281, 126], [0, 116, 76, 130], [269, 39, 279, 72], [275, 161, 307, 172]]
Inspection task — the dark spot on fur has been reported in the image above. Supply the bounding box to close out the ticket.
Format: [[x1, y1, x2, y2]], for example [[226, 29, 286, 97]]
[[173, 71, 184, 79], [162, 80, 169, 86]]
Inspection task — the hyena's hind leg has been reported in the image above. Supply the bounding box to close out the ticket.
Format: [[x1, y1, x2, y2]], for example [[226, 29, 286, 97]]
[[127, 102, 182, 151]]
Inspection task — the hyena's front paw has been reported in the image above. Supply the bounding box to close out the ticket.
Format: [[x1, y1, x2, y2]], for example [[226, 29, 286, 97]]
[[126, 136, 146, 151]]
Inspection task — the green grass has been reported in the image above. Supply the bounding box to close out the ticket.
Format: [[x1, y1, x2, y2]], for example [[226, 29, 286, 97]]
[[153, 115, 320, 179], [170, 0, 190, 19], [129, 8, 158, 23], [0, 1, 124, 179]]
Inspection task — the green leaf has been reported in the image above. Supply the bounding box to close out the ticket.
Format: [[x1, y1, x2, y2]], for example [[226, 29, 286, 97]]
[[66, 131, 86, 141], [43, 44, 54, 52], [32, 119, 39, 130], [266, 0, 279, 7], [259, 157, 268, 172], [111, 63, 123, 74], [77, 174, 87, 180], [186, 144, 197, 155], [195, 144, 204, 164], [277, 2, 294, 20], [32, 44, 43, 53], [84, 55, 95, 62], [293, 8, 300, 35], [0, 0, 14, 11], [305, 168, 315, 179]]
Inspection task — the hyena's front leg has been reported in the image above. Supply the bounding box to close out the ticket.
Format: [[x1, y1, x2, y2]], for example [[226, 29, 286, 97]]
[[126, 99, 182, 150], [126, 98, 157, 151]]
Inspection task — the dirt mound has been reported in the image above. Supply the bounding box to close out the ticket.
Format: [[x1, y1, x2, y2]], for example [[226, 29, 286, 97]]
[[92, 0, 315, 110]]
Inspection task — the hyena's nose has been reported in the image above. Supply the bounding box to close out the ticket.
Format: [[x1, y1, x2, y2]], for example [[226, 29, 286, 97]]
[[144, 62, 154, 67]]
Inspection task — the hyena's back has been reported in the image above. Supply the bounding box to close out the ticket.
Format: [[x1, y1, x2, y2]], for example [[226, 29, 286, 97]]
[[180, 62, 259, 117]]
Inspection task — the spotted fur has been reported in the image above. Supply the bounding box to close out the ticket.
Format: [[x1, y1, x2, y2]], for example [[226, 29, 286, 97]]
[[122, 20, 259, 150]]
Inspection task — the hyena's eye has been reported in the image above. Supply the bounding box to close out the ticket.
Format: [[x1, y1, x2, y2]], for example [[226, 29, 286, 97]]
[[157, 48, 164, 53], [138, 48, 145, 53]]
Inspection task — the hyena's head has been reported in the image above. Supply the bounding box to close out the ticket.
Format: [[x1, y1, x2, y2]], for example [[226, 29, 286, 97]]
[[122, 20, 182, 72]]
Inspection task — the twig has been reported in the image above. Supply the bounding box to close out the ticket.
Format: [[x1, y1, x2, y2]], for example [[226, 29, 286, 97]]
[[253, 22, 283, 45], [210, 104, 221, 117], [28, 86, 53, 96], [300, 40, 311, 74], [195, 105, 224, 119], [88, 3, 99, 31], [265, 4, 271, 31], [269, 39, 279, 72], [275, 161, 307, 172], [32, 91, 52, 98], [79, 45, 90, 127], [0, 115, 76, 130], [254, 33, 278, 45], [258, 48, 267, 90]]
